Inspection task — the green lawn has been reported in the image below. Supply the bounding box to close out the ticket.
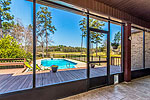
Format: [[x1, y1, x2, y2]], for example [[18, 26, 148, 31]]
[[36, 51, 121, 58]]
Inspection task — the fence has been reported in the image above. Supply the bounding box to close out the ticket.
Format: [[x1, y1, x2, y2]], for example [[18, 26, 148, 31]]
[[111, 57, 121, 66], [0, 58, 26, 69], [51, 54, 121, 65], [37, 53, 121, 66]]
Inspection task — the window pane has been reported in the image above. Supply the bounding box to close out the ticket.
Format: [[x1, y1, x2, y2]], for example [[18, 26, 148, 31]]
[[0, 0, 33, 94], [110, 23, 122, 74], [89, 32, 107, 78], [35, 3, 87, 87], [89, 15, 108, 31]]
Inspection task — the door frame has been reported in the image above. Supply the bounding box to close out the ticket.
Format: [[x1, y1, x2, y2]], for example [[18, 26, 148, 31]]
[[86, 13, 110, 90]]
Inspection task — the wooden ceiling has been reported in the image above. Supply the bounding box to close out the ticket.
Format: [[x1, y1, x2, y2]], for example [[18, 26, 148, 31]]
[[96, 0, 150, 22]]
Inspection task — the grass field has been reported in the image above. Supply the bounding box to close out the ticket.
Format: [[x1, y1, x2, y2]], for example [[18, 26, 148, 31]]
[[36, 51, 121, 59]]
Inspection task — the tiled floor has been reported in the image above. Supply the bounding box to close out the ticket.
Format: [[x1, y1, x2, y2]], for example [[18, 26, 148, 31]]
[[60, 75, 150, 100]]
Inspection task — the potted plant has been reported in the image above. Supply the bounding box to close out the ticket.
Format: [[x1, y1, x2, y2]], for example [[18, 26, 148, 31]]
[[111, 42, 119, 49], [51, 65, 58, 73], [111, 31, 121, 49], [91, 64, 95, 68]]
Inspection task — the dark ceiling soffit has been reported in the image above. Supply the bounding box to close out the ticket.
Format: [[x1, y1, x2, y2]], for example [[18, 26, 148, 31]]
[[96, 0, 150, 22]]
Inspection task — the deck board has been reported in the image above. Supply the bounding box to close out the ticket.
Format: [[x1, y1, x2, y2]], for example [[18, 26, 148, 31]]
[[0, 65, 121, 94]]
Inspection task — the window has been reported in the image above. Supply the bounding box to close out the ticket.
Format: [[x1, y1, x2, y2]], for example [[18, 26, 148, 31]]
[[35, 3, 87, 87], [110, 23, 122, 74], [0, 0, 33, 94]]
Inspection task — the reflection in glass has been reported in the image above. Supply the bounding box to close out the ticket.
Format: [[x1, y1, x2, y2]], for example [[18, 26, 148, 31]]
[[110, 23, 122, 74]]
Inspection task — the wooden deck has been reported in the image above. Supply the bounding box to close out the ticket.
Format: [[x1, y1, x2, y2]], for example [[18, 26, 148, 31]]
[[0, 66, 121, 94]]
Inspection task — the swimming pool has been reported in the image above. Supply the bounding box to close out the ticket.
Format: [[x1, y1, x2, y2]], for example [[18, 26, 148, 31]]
[[41, 59, 77, 69]]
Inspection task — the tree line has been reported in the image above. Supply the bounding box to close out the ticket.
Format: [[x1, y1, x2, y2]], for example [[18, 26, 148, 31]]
[[37, 45, 87, 53]]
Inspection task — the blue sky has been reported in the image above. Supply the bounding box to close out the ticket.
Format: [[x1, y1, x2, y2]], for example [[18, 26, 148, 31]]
[[10, 0, 121, 47]]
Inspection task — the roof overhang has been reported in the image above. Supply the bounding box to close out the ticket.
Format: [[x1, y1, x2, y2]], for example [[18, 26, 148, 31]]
[[96, 0, 150, 22], [29, 0, 150, 29]]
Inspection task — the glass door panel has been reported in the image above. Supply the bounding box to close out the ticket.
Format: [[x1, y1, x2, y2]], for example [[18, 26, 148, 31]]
[[88, 28, 110, 88]]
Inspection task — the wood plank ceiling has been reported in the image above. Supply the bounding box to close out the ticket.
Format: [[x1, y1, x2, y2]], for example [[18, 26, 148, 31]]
[[96, 0, 150, 22]]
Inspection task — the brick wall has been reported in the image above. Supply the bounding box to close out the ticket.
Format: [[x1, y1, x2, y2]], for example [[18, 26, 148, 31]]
[[145, 32, 150, 68], [131, 31, 143, 70], [131, 31, 150, 70]]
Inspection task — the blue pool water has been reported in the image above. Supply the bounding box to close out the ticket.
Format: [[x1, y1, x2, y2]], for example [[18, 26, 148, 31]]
[[41, 59, 77, 69]]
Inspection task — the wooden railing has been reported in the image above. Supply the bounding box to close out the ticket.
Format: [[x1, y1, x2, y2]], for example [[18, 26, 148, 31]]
[[0, 58, 26, 68], [111, 57, 121, 66]]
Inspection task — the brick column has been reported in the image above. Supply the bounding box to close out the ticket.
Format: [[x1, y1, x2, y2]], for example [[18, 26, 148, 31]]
[[124, 23, 131, 82]]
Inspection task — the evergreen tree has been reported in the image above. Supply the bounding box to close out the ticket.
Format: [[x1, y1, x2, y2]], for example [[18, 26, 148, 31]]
[[0, 0, 14, 36], [79, 18, 105, 56], [36, 7, 56, 57]]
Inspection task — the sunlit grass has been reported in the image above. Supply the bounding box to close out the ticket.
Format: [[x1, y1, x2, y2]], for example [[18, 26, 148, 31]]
[[36, 51, 121, 59]]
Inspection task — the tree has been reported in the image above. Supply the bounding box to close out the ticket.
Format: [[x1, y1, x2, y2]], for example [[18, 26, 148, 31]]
[[0, 35, 29, 58], [79, 18, 86, 54], [114, 31, 121, 43], [0, 0, 14, 37], [10, 19, 33, 53], [36, 21, 45, 58], [79, 18, 105, 56], [24, 24, 33, 52], [101, 39, 107, 55], [0, 35, 32, 62], [10, 19, 24, 44], [36, 7, 56, 57], [111, 31, 121, 48]]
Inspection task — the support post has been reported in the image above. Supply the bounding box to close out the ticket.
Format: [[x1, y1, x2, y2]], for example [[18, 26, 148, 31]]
[[86, 10, 90, 90], [99, 56, 100, 65], [143, 30, 145, 69], [107, 19, 110, 85], [121, 24, 125, 72], [124, 23, 131, 82], [33, 0, 36, 88]]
